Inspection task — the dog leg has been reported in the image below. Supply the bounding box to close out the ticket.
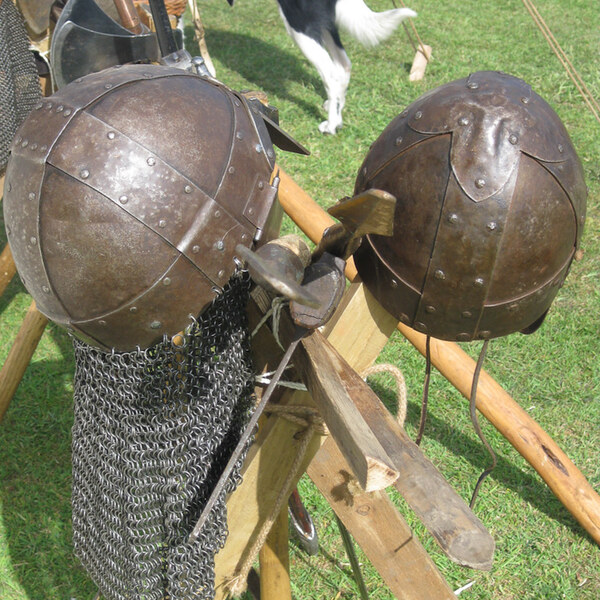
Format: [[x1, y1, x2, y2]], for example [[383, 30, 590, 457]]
[[322, 31, 351, 133]]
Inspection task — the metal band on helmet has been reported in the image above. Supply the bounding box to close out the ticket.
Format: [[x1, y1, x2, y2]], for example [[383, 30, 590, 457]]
[[354, 71, 587, 341], [4, 64, 281, 351]]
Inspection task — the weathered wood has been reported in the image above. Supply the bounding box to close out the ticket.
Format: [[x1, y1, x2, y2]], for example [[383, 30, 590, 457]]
[[0, 243, 16, 297], [0, 301, 48, 422], [213, 281, 401, 598], [345, 354, 495, 570], [295, 331, 399, 493], [278, 166, 600, 548], [258, 508, 292, 600], [307, 438, 457, 600]]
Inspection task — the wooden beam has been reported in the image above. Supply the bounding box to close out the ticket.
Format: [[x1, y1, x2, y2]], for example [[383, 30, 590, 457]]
[[0, 301, 48, 422], [307, 438, 457, 600], [259, 507, 292, 600]]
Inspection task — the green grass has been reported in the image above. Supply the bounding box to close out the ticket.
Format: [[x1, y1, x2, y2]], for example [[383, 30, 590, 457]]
[[1, 0, 600, 598]]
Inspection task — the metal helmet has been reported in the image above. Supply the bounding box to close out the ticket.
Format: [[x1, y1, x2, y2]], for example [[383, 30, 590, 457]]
[[4, 64, 282, 351], [353, 71, 587, 342]]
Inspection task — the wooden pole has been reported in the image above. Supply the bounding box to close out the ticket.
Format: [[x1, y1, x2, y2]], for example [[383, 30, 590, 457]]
[[258, 507, 292, 600], [0, 301, 49, 422], [277, 167, 600, 546]]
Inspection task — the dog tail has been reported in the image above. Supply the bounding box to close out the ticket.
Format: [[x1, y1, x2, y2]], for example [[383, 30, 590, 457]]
[[335, 0, 417, 48]]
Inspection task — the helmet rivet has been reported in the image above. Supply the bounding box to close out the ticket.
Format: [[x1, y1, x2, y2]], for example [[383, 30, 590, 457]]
[[184, 185, 192, 194], [509, 134, 518, 145], [558, 144, 564, 153], [6, 183, 11, 192], [258, 181, 264, 190], [467, 81, 479, 90], [241, 233, 249, 242], [474, 277, 485, 287], [234, 100, 241, 107], [248, 207, 254, 216], [163, 277, 171, 286], [44, 103, 52, 110], [401, 110, 408, 118], [40, 145, 47, 152], [158, 219, 167, 228], [434, 269, 446, 280], [475, 178, 486, 189], [216, 240, 225, 251], [150, 321, 161, 329], [462, 310, 472, 318], [215, 210, 221, 218], [391, 279, 398, 288], [458, 116, 469, 126], [30, 236, 37, 245], [456, 333, 471, 341], [228, 166, 235, 174], [75, 78, 83, 83], [399, 313, 410, 324], [521, 96, 530, 104], [63, 109, 72, 117], [487, 221, 497, 231], [508, 302, 519, 312], [107, 131, 116, 140], [425, 305, 436, 313], [192, 245, 200, 254], [448, 213, 459, 224], [30, 143, 37, 150], [56, 105, 64, 112], [104, 83, 113, 89], [35, 103, 43, 110], [80, 169, 90, 179], [415, 321, 427, 332], [99, 320, 107, 326], [130, 306, 138, 313], [147, 157, 156, 166], [395, 137, 403, 146], [218, 269, 225, 279], [267, 149, 275, 159], [415, 110, 423, 120], [479, 330, 492, 339], [42, 285, 50, 293], [236, 132, 243, 140], [119, 195, 128, 204], [255, 144, 263, 153], [28, 192, 36, 201], [21, 140, 28, 148]]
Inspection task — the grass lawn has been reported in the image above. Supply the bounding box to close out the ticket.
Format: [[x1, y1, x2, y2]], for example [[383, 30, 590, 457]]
[[1, 0, 599, 598]]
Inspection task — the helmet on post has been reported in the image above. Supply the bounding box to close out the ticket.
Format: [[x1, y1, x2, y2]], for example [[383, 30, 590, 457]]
[[353, 71, 587, 341], [4, 64, 282, 351]]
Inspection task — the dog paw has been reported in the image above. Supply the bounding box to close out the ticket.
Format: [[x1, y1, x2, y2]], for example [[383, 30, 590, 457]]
[[319, 120, 340, 135]]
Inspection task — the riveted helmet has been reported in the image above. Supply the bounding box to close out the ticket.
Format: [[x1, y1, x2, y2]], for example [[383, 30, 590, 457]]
[[353, 71, 587, 342], [3, 64, 282, 351]]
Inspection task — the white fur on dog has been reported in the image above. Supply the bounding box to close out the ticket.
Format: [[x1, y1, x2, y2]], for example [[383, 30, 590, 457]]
[[278, 0, 416, 134]]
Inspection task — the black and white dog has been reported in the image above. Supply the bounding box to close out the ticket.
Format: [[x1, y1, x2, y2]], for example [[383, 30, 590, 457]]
[[275, 0, 416, 134]]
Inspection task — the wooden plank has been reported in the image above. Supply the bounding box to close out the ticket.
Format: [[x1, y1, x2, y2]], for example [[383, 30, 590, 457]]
[[213, 280, 398, 598], [259, 507, 292, 600], [308, 438, 457, 600], [295, 331, 399, 493]]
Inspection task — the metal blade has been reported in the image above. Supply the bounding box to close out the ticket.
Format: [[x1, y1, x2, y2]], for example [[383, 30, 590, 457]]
[[188, 325, 306, 543], [50, 0, 159, 88]]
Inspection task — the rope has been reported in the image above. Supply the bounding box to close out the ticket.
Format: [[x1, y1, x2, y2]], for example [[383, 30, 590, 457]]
[[361, 363, 408, 428], [224, 405, 327, 597], [522, 0, 600, 123]]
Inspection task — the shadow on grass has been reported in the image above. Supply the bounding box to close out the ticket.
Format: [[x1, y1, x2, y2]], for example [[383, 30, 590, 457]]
[[370, 379, 593, 542], [193, 27, 324, 121], [0, 344, 97, 599]]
